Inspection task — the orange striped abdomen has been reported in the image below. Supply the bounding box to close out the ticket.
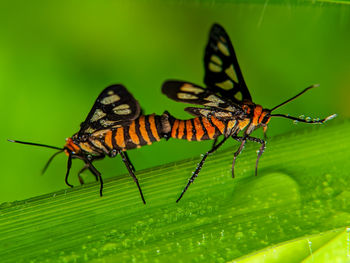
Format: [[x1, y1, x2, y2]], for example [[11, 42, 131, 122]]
[[79, 114, 164, 155], [115, 114, 162, 151], [170, 117, 225, 141]]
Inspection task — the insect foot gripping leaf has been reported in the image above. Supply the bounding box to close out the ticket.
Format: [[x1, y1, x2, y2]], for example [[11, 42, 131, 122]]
[[9, 84, 171, 204], [161, 23, 336, 202]]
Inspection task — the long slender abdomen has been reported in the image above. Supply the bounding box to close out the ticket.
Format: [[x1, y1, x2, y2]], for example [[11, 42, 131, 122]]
[[170, 116, 225, 141], [78, 114, 164, 155], [113, 114, 163, 151]]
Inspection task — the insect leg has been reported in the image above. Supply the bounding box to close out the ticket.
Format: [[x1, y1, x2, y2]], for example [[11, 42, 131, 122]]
[[119, 150, 146, 204], [233, 135, 264, 144], [78, 163, 98, 185], [232, 135, 244, 142], [84, 159, 104, 196], [231, 138, 247, 178], [124, 151, 136, 172], [254, 131, 267, 176], [65, 154, 74, 188], [211, 136, 219, 148], [255, 140, 266, 177], [232, 135, 266, 176], [176, 136, 229, 203], [84, 156, 105, 182], [77, 163, 90, 185]]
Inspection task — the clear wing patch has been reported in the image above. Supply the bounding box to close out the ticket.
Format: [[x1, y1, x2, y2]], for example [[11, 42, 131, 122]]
[[185, 107, 244, 121], [162, 80, 247, 127], [162, 80, 243, 113], [78, 84, 140, 137], [204, 23, 252, 103]]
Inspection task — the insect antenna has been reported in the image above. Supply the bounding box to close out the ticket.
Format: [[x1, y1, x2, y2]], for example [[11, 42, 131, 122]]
[[270, 113, 337, 124], [42, 150, 64, 175], [269, 84, 337, 124], [270, 84, 318, 112], [8, 139, 63, 150], [8, 139, 64, 174]]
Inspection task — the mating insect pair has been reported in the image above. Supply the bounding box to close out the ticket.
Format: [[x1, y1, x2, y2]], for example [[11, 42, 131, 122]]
[[10, 85, 171, 204], [10, 23, 336, 204]]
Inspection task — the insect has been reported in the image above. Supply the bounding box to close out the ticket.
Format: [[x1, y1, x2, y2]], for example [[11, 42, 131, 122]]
[[9, 84, 169, 204], [162, 23, 336, 202]]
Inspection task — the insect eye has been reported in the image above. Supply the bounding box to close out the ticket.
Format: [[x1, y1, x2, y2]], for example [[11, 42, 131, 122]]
[[80, 134, 88, 141]]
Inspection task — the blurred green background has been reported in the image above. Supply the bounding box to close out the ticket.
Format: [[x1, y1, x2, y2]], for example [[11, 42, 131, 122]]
[[1, 1, 349, 203]]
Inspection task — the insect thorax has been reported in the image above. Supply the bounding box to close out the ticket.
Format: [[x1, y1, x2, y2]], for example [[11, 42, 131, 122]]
[[66, 134, 106, 158]]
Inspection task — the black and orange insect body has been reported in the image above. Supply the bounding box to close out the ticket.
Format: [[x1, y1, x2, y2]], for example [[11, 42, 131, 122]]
[[162, 23, 336, 202], [10, 84, 168, 204]]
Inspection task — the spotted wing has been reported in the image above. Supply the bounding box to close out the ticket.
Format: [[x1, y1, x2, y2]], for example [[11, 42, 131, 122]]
[[185, 107, 244, 121], [204, 23, 252, 103], [162, 80, 241, 113], [78, 84, 140, 136]]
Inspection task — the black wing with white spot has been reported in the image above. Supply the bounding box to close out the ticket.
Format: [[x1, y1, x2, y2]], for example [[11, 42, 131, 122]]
[[78, 84, 141, 136], [204, 23, 252, 103], [162, 80, 242, 113]]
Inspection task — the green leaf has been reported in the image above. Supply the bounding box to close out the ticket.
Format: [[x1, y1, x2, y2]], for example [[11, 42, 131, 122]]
[[233, 227, 349, 262], [0, 120, 349, 262]]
